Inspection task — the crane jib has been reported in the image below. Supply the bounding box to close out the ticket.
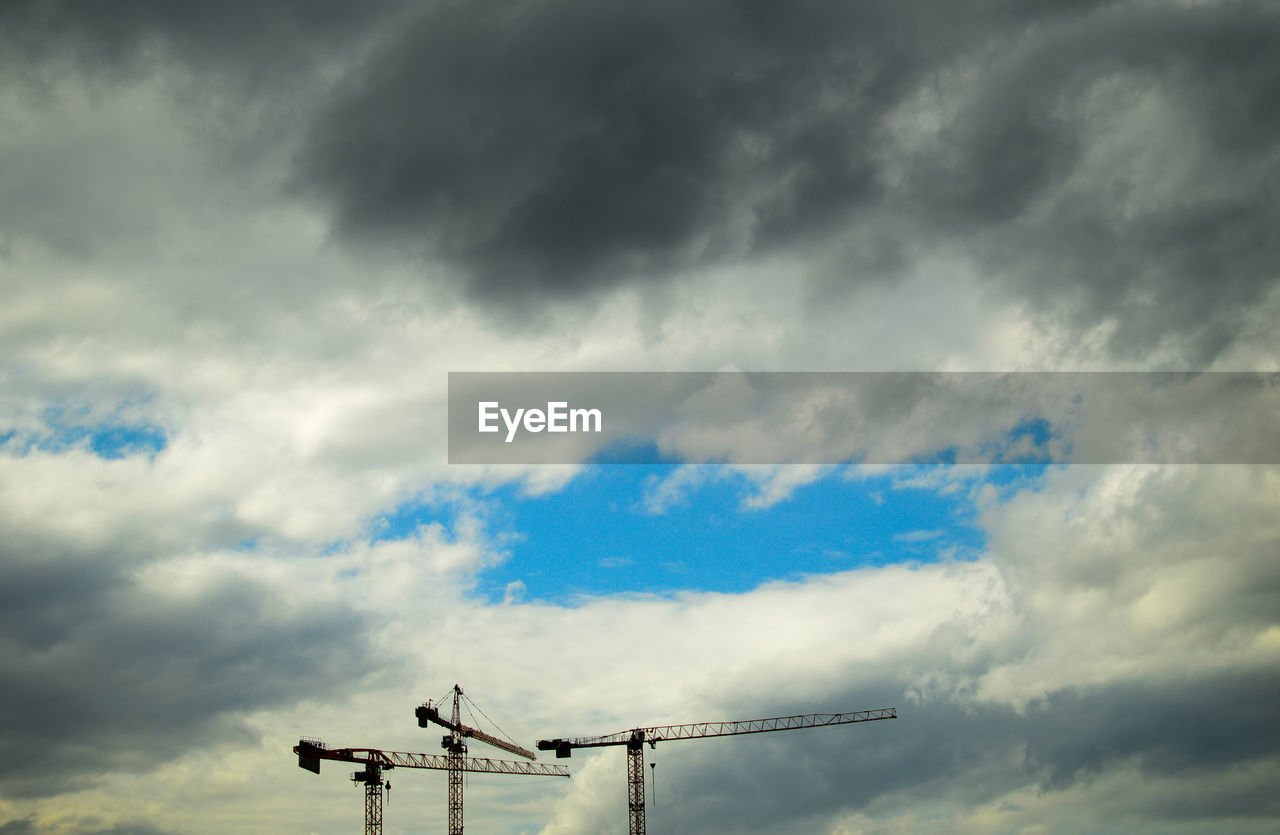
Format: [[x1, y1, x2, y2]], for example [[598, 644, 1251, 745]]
[[293, 741, 569, 777], [416, 703, 538, 760], [533, 706, 898, 834], [536, 707, 897, 757]]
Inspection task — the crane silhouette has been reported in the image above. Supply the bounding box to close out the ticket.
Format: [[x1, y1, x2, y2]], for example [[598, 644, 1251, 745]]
[[416, 683, 543, 834], [295, 738, 567, 834], [538, 706, 896, 834]]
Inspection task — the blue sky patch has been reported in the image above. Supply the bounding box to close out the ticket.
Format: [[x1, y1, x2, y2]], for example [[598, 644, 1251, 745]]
[[1, 405, 168, 460], [373, 465, 998, 604], [367, 420, 1064, 602], [88, 423, 167, 459]]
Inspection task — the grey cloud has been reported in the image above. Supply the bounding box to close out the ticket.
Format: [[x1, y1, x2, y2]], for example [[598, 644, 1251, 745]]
[[1023, 671, 1280, 791], [297, 0, 974, 301], [3, 0, 1274, 361], [0, 0, 395, 77], [572, 464, 1280, 833], [913, 3, 1280, 362], [0, 818, 174, 835], [0, 535, 375, 798], [645, 668, 1280, 834], [293, 0, 1277, 361], [0, 547, 119, 653]]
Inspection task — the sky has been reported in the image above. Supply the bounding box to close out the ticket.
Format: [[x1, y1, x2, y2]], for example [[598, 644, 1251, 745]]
[[1, 1, 1278, 833]]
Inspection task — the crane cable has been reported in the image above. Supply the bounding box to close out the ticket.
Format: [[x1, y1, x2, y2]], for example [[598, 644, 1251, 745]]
[[462, 691, 523, 750]]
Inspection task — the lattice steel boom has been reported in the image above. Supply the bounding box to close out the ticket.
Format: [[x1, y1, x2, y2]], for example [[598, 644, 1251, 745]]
[[294, 738, 568, 833], [296, 741, 570, 776], [541, 708, 898, 752]]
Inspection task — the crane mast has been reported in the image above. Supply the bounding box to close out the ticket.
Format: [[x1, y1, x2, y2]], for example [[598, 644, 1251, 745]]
[[538, 706, 897, 834], [415, 684, 539, 834], [627, 732, 645, 834], [353, 762, 386, 835], [447, 690, 462, 835]]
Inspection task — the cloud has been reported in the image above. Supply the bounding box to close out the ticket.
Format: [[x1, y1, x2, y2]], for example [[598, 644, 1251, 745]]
[[3, 418, 1278, 831], [0, 0, 394, 78], [4, 820, 175, 835], [893, 528, 942, 543], [0, 534, 375, 798], [293, 0, 1279, 359], [0, 1, 1276, 832], [503, 579, 528, 604], [3, 1, 1277, 363], [299, 1, 882, 300], [532, 465, 1280, 832]]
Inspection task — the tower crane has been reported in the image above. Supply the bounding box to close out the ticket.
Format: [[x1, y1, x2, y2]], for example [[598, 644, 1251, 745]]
[[415, 684, 541, 835], [537, 706, 897, 834], [294, 738, 568, 834]]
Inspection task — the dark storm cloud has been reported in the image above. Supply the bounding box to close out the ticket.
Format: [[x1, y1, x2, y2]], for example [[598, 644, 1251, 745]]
[[0, 817, 174, 835], [298, 0, 974, 300], [293, 0, 1276, 359], [660, 668, 1280, 832], [2, 0, 1274, 359], [0, 534, 375, 798], [288, 0, 1269, 356], [916, 3, 1280, 361], [0, 0, 395, 76]]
